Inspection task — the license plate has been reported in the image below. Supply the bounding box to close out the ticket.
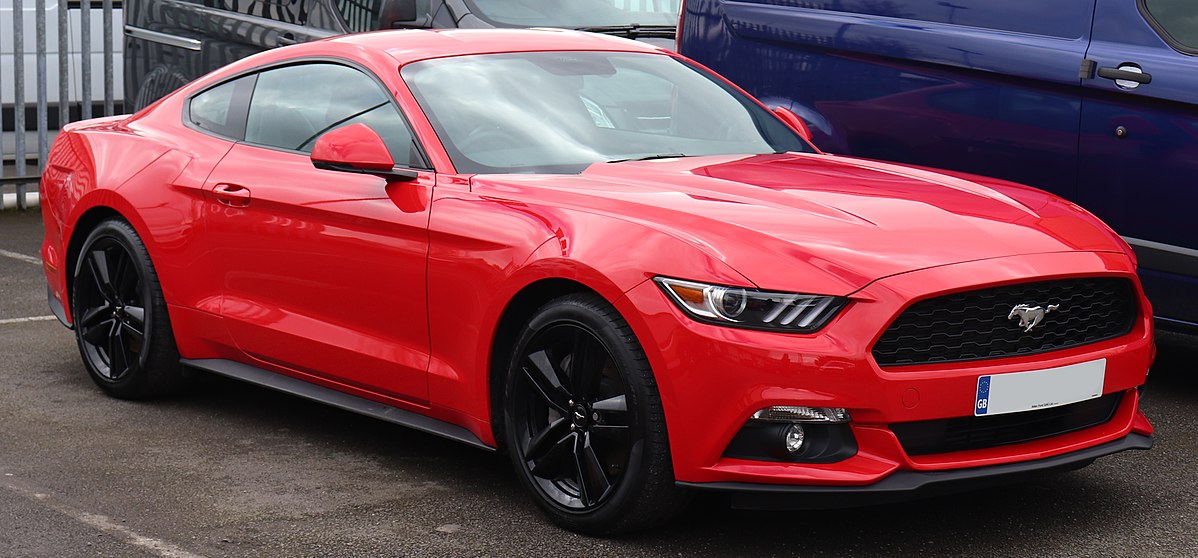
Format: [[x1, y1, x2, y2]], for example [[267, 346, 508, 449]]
[[974, 359, 1106, 417]]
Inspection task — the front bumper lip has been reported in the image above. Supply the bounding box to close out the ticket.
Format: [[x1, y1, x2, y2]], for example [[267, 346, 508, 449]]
[[678, 433, 1152, 510]]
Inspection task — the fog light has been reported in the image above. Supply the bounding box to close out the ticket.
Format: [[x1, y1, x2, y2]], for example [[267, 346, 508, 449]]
[[753, 406, 850, 423], [783, 424, 806, 453]]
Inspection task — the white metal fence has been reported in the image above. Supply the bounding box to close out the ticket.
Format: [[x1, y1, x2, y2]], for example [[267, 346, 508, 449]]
[[1, 0, 123, 211]]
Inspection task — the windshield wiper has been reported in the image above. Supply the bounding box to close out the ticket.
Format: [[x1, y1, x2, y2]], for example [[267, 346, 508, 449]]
[[607, 153, 689, 163], [576, 24, 676, 39]]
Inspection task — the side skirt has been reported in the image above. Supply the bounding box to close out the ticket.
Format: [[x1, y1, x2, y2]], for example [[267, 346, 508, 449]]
[[180, 358, 494, 451]]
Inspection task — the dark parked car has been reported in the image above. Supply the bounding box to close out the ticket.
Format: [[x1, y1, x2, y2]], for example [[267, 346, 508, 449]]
[[678, 0, 1198, 329], [124, 0, 679, 110]]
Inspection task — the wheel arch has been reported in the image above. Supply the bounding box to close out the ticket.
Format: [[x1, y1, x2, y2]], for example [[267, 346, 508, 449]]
[[487, 277, 603, 448], [62, 205, 130, 324]]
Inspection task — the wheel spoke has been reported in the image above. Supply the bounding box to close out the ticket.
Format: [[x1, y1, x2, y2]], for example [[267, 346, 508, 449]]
[[107, 325, 127, 379], [571, 434, 591, 506], [111, 251, 136, 300], [86, 249, 118, 303], [77, 304, 112, 329], [592, 394, 626, 413], [578, 431, 612, 506], [529, 433, 575, 480], [121, 320, 145, 345], [524, 417, 569, 462], [122, 306, 146, 329], [80, 317, 116, 345], [524, 350, 571, 412]]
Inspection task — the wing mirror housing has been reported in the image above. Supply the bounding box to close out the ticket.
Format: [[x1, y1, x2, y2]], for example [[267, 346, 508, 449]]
[[773, 106, 814, 143], [379, 0, 429, 29], [310, 123, 417, 182]]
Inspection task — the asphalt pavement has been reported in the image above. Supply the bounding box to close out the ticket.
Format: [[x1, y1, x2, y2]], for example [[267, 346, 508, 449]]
[[1, 209, 1195, 557]]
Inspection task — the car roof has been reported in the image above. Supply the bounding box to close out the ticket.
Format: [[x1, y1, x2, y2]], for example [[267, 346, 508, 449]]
[[325, 28, 667, 65]]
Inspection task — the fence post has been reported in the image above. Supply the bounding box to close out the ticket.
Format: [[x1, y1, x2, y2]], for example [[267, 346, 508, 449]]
[[37, 0, 50, 178], [13, 0, 28, 211]]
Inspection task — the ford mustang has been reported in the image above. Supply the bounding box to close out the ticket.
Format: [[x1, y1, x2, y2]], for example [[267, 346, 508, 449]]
[[39, 29, 1154, 534]]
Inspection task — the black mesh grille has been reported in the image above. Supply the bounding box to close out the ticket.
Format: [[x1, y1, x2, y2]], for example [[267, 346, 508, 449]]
[[890, 393, 1123, 456], [873, 278, 1137, 367]]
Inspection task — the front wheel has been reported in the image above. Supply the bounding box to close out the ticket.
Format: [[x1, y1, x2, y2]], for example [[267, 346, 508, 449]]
[[71, 219, 184, 399], [503, 293, 689, 535]]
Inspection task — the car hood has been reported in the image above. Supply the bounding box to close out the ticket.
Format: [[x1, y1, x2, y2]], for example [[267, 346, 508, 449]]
[[473, 153, 1128, 295]]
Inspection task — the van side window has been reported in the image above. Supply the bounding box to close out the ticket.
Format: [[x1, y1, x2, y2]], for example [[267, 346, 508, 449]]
[[1142, 0, 1198, 52], [188, 75, 256, 139], [193, 0, 311, 25], [335, 0, 382, 32], [245, 63, 428, 169]]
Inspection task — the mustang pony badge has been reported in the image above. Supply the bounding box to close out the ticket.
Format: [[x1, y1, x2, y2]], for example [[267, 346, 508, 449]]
[[1008, 304, 1060, 332]]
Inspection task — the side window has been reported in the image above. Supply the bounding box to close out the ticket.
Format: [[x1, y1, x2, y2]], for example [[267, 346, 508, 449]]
[[334, 0, 429, 32], [1141, 0, 1198, 53], [196, 0, 311, 24], [244, 63, 426, 168], [188, 75, 256, 139], [335, 0, 381, 32]]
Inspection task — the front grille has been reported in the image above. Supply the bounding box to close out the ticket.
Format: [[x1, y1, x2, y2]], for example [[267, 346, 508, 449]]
[[891, 392, 1123, 456], [873, 278, 1137, 367]]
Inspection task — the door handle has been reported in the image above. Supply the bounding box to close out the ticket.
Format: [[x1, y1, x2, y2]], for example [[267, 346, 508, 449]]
[[1097, 64, 1152, 88], [277, 32, 299, 46], [213, 183, 251, 207]]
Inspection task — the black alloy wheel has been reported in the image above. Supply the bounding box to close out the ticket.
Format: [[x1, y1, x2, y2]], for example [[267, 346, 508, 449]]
[[503, 294, 689, 535], [72, 219, 183, 399]]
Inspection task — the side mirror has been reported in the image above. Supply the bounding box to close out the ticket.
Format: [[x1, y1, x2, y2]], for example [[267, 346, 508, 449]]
[[311, 123, 416, 181], [379, 0, 420, 28], [773, 106, 814, 143]]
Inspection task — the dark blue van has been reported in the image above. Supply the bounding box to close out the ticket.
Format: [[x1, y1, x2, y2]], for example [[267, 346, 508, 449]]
[[679, 0, 1198, 329]]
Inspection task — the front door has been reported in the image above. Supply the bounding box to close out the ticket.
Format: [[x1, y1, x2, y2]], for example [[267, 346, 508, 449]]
[[203, 61, 436, 401]]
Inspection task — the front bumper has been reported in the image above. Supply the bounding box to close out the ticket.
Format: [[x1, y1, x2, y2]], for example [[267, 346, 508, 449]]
[[616, 251, 1154, 488], [680, 433, 1153, 510]]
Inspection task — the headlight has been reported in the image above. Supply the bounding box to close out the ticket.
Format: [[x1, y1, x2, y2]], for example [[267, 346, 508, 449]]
[[654, 277, 847, 333]]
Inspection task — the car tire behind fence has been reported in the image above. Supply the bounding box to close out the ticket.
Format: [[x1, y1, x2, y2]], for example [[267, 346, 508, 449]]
[[71, 219, 185, 399], [503, 293, 690, 535]]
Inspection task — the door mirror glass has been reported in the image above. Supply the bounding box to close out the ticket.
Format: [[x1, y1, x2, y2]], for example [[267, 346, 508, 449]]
[[311, 123, 416, 181], [773, 106, 814, 143]]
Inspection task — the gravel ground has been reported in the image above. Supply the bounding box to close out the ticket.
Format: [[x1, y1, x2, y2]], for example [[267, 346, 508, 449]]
[[1, 209, 1195, 557]]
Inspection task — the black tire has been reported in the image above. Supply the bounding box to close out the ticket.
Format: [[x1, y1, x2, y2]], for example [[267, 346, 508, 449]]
[[502, 293, 690, 535], [71, 218, 184, 399]]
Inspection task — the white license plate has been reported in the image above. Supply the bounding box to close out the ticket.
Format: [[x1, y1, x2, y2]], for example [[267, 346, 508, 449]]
[[974, 359, 1106, 417]]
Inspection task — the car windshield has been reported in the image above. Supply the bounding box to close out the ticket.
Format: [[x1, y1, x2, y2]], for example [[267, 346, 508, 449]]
[[464, 0, 680, 28], [401, 51, 812, 174]]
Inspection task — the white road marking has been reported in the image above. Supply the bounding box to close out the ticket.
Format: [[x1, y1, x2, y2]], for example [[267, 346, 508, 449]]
[[3, 479, 209, 558], [0, 248, 42, 265], [0, 315, 57, 325]]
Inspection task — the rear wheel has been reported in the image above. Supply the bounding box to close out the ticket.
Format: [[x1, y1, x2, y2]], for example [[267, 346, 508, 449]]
[[503, 293, 689, 535], [71, 219, 183, 399]]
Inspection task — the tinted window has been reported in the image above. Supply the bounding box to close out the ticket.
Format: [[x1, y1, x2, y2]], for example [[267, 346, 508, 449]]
[[1143, 0, 1198, 51], [402, 51, 810, 174], [245, 63, 425, 168], [465, 0, 679, 28], [190, 0, 311, 24], [188, 75, 255, 139], [334, 0, 382, 32]]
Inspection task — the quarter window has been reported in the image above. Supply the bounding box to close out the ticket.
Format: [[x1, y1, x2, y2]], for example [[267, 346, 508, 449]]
[[244, 63, 426, 168], [1142, 0, 1198, 52], [188, 75, 255, 139]]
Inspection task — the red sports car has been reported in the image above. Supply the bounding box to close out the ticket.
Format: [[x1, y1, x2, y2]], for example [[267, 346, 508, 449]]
[[40, 29, 1154, 534]]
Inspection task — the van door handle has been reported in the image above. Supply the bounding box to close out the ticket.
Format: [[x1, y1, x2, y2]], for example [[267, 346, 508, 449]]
[[1097, 64, 1152, 87], [213, 183, 251, 207], [277, 32, 299, 46]]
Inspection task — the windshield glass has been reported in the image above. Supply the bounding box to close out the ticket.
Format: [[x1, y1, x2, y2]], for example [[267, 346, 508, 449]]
[[401, 52, 811, 174], [465, 0, 680, 28]]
